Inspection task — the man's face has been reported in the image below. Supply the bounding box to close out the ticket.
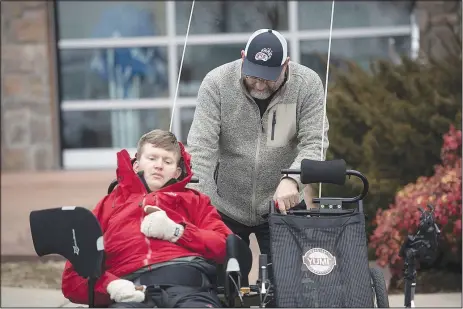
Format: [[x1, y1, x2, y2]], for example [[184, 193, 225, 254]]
[[133, 144, 182, 192], [241, 50, 288, 100]]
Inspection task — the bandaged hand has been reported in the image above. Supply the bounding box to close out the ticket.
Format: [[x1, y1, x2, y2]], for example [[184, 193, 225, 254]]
[[107, 279, 145, 303], [140, 206, 184, 242]]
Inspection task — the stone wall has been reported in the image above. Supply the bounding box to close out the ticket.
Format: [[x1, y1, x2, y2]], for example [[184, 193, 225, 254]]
[[1, 1, 59, 171], [414, 0, 462, 60]]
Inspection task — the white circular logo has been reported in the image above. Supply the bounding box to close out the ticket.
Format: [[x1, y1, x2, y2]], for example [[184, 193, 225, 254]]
[[302, 248, 336, 275]]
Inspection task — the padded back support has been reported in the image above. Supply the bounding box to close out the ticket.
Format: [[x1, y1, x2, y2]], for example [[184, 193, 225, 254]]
[[30, 207, 104, 279]]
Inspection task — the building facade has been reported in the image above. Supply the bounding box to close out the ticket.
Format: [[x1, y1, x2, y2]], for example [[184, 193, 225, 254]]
[[2, 1, 461, 172]]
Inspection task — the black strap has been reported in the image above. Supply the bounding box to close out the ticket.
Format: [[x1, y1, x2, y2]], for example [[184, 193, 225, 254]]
[[143, 269, 216, 308], [167, 285, 213, 308], [146, 284, 214, 308]]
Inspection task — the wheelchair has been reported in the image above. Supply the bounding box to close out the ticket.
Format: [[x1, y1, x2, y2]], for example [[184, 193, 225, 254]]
[[29, 159, 390, 308]]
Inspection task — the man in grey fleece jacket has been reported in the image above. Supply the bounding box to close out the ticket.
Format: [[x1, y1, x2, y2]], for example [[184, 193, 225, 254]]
[[186, 29, 329, 275]]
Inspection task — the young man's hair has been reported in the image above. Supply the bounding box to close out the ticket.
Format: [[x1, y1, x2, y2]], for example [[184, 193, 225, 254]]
[[136, 129, 182, 164]]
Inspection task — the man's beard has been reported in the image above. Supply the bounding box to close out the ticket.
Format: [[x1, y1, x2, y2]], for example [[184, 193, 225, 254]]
[[245, 72, 286, 100], [249, 88, 274, 99]]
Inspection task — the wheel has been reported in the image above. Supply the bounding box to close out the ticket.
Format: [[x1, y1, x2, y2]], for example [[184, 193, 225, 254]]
[[370, 267, 390, 308]]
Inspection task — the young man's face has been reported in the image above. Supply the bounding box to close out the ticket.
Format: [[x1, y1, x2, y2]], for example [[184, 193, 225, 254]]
[[133, 143, 182, 192]]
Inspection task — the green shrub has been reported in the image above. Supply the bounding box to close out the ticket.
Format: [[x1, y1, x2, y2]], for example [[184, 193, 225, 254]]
[[320, 21, 462, 242]]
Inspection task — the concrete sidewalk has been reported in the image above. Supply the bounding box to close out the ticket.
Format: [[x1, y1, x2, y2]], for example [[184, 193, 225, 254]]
[[1, 287, 71, 307], [1, 287, 461, 308]]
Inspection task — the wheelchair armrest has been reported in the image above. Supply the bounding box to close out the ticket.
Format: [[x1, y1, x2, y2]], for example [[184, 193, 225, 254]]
[[222, 234, 252, 307], [225, 257, 240, 273], [225, 234, 252, 278]]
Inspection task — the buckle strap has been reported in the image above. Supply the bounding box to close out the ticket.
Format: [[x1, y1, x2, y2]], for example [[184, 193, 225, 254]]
[[146, 284, 214, 308]]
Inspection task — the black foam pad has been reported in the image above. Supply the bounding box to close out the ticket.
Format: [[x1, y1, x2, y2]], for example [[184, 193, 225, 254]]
[[226, 234, 252, 278], [29, 207, 104, 279], [300, 159, 347, 185]]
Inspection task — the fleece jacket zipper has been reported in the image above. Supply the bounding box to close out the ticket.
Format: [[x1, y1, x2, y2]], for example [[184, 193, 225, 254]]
[[271, 110, 277, 140]]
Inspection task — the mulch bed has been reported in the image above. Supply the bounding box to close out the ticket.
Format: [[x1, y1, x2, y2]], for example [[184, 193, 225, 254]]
[[388, 269, 462, 294]]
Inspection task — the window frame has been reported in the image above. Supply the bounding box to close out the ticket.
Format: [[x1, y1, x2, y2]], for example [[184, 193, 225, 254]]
[[55, 1, 417, 169]]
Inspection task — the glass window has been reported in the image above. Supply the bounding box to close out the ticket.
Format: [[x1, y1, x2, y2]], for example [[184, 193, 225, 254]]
[[298, 1, 412, 30], [300, 36, 411, 85], [56, 1, 167, 40], [59, 47, 169, 101], [175, 1, 288, 35], [177, 44, 243, 97], [179, 107, 196, 145], [177, 41, 292, 97], [61, 109, 171, 149]]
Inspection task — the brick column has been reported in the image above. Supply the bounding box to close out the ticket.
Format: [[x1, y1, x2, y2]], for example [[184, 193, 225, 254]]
[[1, 1, 59, 171], [414, 0, 462, 60]]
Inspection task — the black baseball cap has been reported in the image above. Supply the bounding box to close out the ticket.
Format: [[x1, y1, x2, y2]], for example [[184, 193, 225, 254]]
[[242, 29, 288, 81]]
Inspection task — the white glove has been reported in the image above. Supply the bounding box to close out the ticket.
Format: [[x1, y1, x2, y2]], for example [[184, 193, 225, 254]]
[[140, 206, 184, 242], [107, 279, 145, 303]]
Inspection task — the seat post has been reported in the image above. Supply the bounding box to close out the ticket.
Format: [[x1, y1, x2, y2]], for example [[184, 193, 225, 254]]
[[88, 277, 97, 308]]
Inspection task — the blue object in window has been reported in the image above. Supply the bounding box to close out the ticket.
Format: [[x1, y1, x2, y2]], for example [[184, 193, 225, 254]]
[[89, 4, 167, 98]]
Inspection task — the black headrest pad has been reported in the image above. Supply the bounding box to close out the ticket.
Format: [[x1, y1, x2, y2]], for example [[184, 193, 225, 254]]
[[30, 207, 104, 279], [300, 159, 347, 185]]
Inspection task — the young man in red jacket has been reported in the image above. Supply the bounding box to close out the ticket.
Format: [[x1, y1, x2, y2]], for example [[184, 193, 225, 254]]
[[61, 129, 233, 308]]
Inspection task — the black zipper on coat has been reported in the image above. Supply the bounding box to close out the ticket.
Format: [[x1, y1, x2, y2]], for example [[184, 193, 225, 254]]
[[271, 110, 276, 140]]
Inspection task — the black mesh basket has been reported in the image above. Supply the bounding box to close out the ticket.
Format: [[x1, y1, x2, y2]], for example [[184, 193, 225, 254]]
[[268, 210, 375, 308]]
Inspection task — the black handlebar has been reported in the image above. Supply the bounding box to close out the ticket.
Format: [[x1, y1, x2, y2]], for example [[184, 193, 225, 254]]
[[337, 169, 369, 203], [280, 169, 300, 174], [281, 167, 369, 204]]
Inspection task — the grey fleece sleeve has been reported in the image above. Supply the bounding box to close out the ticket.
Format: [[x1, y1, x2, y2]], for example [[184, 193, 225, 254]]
[[186, 74, 221, 199], [287, 72, 330, 189]]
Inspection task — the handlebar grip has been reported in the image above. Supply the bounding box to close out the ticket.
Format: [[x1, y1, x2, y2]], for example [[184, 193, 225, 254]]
[[300, 159, 347, 185]]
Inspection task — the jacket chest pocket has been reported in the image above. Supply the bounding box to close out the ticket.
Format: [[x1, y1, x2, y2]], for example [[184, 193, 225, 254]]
[[266, 103, 297, 147]]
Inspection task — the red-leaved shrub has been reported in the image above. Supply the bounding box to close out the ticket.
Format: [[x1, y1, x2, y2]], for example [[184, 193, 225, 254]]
[[369, 125, 462, 276]]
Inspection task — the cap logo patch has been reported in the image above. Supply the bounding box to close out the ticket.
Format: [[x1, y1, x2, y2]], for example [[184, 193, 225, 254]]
[[255, 48, 272, 62]]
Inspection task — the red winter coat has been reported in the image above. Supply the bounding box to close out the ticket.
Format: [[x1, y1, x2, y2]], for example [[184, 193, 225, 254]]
[[61, 143, 232, 306]]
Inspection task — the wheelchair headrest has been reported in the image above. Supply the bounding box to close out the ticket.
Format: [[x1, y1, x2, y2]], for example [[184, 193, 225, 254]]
[[29, 207, 104, 279]]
